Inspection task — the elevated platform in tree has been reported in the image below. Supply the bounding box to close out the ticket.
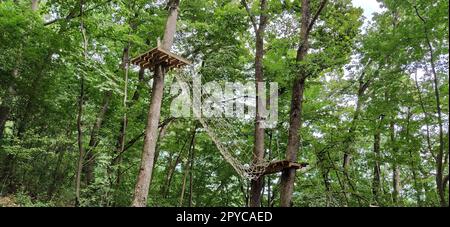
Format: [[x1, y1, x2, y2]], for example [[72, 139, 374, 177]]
[[131, 46, 191, 71], [262, 160, 308, 175]]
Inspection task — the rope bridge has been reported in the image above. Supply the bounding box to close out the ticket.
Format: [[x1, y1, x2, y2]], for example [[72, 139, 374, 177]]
[[131, 46, 307, 180]]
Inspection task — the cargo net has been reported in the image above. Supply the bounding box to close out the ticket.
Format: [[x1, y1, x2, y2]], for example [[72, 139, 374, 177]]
[[170, 67, 271, 180]]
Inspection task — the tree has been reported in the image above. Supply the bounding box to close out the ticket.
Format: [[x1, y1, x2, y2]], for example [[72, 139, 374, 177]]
[[75, 0, 88, 206], [280, 0, 328, 207], [132, 0, 181, 207], [241, 0, 269, 208]]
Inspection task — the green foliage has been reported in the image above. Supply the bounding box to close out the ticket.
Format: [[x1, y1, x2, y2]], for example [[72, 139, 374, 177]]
[[0, 0, 448, 207]]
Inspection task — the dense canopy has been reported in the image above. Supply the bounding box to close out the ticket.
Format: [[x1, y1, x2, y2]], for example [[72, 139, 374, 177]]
[[0, 0, 448, 207]]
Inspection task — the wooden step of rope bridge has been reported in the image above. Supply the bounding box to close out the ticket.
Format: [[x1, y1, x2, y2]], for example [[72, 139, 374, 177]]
[[262, 160, 308, 175], [131, 46, 191, 71]]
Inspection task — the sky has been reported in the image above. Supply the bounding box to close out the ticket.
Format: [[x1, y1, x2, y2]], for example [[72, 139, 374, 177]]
[[351, 0, 383, 21]]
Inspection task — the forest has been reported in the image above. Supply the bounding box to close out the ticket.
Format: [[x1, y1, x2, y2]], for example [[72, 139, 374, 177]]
[[0, 0, 448, 207]]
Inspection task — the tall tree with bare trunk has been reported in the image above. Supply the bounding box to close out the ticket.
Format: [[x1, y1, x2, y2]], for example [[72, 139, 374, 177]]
[[75, 0, 88, 207], [132, 0, 181, 207], [414, 4, 448, 207], [280, 0, 327, 207], [241, 0, 269, 208]]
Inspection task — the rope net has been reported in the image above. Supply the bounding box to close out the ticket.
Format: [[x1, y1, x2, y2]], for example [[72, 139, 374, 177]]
[[170, 67, 271, 180]]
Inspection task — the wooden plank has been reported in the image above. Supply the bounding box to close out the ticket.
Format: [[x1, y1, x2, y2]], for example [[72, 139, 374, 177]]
[[141, 61, 151, 69], [140, 50, 156, 63], [167, 58, 178, 66], [156, 47, 191, 65], [131, 47, 158, 64], [141, 51, 163, 69], [131, 46, 191, 72], [131, 46, 191, 70], [133, 50, 156, 66], [262, 160, 308, 175], [154, 55, 173, 67]]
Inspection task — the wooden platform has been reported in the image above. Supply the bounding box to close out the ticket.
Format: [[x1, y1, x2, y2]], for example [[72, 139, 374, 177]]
[[263, 160, 308, 175], [131, 47, 191, 71]]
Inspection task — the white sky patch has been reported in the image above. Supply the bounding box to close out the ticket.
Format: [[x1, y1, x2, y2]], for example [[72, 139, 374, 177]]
[[351, 0, 383, 22]]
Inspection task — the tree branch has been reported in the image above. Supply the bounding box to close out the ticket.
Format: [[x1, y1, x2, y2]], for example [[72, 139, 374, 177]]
[[44, 0, 113, 26], [307, 0, 328, 35], [112, 117, 176, 163], [258, 0, 268, 33], [241, 0, 258, 32]]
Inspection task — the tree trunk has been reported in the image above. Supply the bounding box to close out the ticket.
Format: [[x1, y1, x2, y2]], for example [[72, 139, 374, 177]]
[[405, 108, 423, 206], [280, 77, 305, 207], [341, 65, 372, 205], [317, 147, 331, 206], [113, 67, 146, 186], [0, 70, 19, 142], [75, 64, 85, 207], [0, 73, 19, 141], [150, 118, 173, 184], [280, 0, 311, 207], [143, 117, 174, 199], [161, 125, 194, 198], [280, 15, 308, 210], [372, 131, 381, 205], [0, 104, 10, 141], [16, 99, 32, 138], [179, 126, 196, 207], [414, 4, 447, 207], [431, 59, 446, 207], [75, 0, 87, 206], [389, 121, 401, 205], [266, 131, 273, 207], [0, 71, 18, 192], [248, 0, 268, 208], [83, 90, 113, 185], [413, 71, 434, 162], [188, 141, 195, 207], [0, 153, 15, 193], [392, 165, 401, 204], [111, 44, 132, 187], [132, 0, 180, 207], [429, 39, 446, 208], [410, 159, 422, 206], [343, 88, 366, 169], [47, 144, 67, 198], [279, 0, 328, 207], [179, 157, 189, 207]]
